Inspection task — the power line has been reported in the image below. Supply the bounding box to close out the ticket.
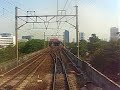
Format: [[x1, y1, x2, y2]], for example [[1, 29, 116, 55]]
[[65, 0, 72, 11], [63, 0, 69, 10], [4, 0, 16, 7], [0, 6, 14, 21], [0, 0, 18, 17], [57, 0, 69, 34], [58, 0, 78, 30]]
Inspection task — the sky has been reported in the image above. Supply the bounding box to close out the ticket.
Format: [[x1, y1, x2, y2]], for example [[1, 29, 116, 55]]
[[0, 0, 119, 42]]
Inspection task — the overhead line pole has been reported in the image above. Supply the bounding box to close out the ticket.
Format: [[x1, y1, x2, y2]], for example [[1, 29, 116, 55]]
[[57, 0, 58, 15], [57, 0, 58, 30], [44, 32, 45, 48], [15, 7, 19, 64], [75, 6, 78, 44], [75, 6, 79, 58]]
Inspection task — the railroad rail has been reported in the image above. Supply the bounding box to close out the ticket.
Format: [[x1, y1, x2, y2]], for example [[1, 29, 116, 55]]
[[0, 53, 41, 76], [50, 49, 71, 90], [0, 54, 46, 89], [61, 48, 88, 81], [17, 54, 48, 90], [18, 48, 53, 90]]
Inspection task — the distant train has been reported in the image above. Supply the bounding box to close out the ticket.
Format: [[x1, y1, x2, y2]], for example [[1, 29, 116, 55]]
[[49, 39, 62, 46]]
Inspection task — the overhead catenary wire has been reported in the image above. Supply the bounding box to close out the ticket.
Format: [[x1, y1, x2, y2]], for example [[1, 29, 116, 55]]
[[65, 0, 72, 11], [63, 0, 69, 10], [58, 0, 77, 31], [0, 7, 14, 21], [57, 0, 69, 34], [4, 0, 16, 7], [0, 0, 20, 21]]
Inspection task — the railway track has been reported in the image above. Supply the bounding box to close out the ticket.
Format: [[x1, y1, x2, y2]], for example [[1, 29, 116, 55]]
[[50, 49, 71, 90], [0, 54, 46, 89], [16, 54, 48, 90], [62, 49, 85, 77], [50, 46, 89, 90], [0, 46, 90, 90], [61, 49, 88, 89], [0, 53, 41, 77], [23, 53, 53, 90]]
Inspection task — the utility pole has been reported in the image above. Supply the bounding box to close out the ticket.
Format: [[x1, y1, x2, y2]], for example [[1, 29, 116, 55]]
[[75, 6, 79, 58], [44, 32, 45, 48], [75, 6, 78, 44], [63, 33, 65, 48], [78, 31, 80, 58], [47, 37, 49, 47], [15, 7, 19, 64]]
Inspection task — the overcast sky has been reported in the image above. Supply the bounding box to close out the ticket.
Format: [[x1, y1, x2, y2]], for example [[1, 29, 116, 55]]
[[0, 0, 119, 41]]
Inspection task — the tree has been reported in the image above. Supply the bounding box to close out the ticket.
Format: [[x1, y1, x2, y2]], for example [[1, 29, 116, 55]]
[[87, 34, 101, 54], [68, 40, 88, 58], [20, 39, 44, 54], [91, 41, 120, 81], [68, 42, 77, 55], [79, 40, 88, 58], [0, 45, 16, 63], [19, 42, 26, 55]]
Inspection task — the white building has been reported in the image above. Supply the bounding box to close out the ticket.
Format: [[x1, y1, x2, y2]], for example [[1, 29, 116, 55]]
[[79, 32, 85, 40], [0, 33, 15, 48], [110, 27, 119, 41]]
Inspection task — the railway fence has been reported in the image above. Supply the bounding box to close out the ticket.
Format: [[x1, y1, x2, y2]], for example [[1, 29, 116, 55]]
[[64, 49, 120, 90]]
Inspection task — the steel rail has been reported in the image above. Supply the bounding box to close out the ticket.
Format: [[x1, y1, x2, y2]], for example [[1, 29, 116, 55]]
[[59, 51, 71, 90], [50, 53, 56, 90], [50, 49, 70, 90], [0, 53, 45, 89], [13, 54, 47, 89], [0, 53, 41, 77], [62, 48, 81, 73]]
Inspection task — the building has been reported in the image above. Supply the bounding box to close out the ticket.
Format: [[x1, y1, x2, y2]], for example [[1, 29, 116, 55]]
[[64, 30, 69, 43], [20, 35, 34, 42], [79, 32, 85, 40], [110, 27, 119, 41], [22, 35, 34, 40], [0, 33, 15, 48]]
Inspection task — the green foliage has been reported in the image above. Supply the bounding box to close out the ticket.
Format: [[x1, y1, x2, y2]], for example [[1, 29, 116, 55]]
[[68, 40, 88, 58], [79, 40, 88, 58], [68, 34, 107, 60], [68, 42, 77, 55], [89, 34, 100, 43], [19, 39, 44, 54], [91, 41, 120, 74], [19, 42, 26, 55], [87, 34, 101, 54], [0, 39, 45, 63], [0, 46, 16, 63], [44, 41, 49, 48]]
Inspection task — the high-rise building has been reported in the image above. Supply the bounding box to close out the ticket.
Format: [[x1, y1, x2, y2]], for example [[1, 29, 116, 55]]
[[64, 30, 69, 43], [79, 32, 85, 40], [110, 27, 119, 41], [0, 33, 15, 48]]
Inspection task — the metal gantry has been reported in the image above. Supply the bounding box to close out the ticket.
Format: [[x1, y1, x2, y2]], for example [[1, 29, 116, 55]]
[[15, 6, 79, 62]]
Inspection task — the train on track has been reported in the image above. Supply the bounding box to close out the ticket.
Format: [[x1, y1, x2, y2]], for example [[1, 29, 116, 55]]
[[49, 38, 63, 46]]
